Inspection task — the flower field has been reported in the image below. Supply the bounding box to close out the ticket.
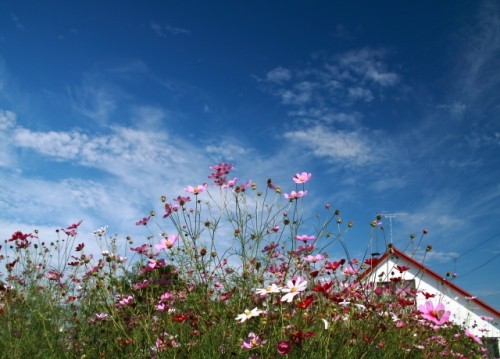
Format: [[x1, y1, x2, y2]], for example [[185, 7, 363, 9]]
[[0, 164, 491, 358]]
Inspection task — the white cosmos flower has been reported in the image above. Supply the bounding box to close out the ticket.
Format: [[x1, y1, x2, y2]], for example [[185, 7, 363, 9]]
[[280, 277, 308, 303], [235, 307, 263, 323], [255, 283, 282, 296]]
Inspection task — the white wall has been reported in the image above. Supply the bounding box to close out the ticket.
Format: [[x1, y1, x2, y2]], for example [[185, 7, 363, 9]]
[[365, 254, 500, 339]]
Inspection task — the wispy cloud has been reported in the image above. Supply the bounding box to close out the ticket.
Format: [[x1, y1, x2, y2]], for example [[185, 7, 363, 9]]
[[283, 124, 381, 167], [150, 21, 191, 37], [10, 13, 25, 31], [262, 47, 400, 114], [266, 66, 292, 83]]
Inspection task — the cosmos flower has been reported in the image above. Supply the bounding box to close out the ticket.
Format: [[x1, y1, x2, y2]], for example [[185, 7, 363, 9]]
[[418, 301, 450, 326], [292, 172, 312, 184], [235, 307, 264, 323], [281, 277, 308, 303]]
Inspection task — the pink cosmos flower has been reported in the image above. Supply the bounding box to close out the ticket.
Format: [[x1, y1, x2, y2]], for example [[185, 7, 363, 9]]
[[222, 177, 238, 188], [293, 172, 312, 184], [132, 279, 150, 290], [155, 234, 179, 250], [116, 295, 134, 308], [418, 301, 451, 326], [241, 332, 266, 350], [304, 254, 325, 263], [465, 329, 482, 344], [46, 270, 63, 281], [185, 184, 208, 194], [295, 234, 316, 242], [284, 190, 307, 200], [343, 267, 358, 275], [174, 195, 191, 205]]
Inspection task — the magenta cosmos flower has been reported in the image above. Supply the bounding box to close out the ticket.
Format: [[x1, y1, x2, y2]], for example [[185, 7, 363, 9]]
[[418, 301, 451, 326], [276, 340, 292, 355], [293, 172, 312, 184]]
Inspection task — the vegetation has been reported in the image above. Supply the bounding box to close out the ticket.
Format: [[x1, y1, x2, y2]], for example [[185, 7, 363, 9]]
[[0, 164, 490, 358]]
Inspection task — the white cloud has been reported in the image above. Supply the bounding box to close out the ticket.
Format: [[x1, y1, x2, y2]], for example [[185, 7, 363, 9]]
[[261, 47, 400, 117], [338, 48, 399, 87], [0, 109, 16, 130], [283, 125, 377, 167], [69, 78, 124, 123], [370, 177, 406, 192], [150, 21, 191, 37], [266, 67, 292, 83], [437, 102, 467, 117], [205, 143, 250, 161], [347, 87, 374, 102], [10, 13, 25, 31], [423, 250, 460, 264]]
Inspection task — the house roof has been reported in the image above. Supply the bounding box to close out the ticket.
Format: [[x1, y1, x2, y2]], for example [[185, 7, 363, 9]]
[[358, 246, 500, 318]]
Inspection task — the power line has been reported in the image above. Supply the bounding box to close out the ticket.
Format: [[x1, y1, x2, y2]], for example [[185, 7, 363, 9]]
[[459, 252, 500, 278]]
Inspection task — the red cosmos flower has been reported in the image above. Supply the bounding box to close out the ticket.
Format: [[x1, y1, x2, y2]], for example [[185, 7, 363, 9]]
[[364, 258, 380, 266], [296, 295, 315, 309], [397, 296, 415, 307], [313, 281, 334, 293], [163, 203, 180, 218], [276, 340, 292, 355], [172, 314, 190, 323], [309, 270, 319, 278], [135, 216, 151, 226], [220, 290, 233, 302], [396, 265, 410, 273], [61, 228, 78, 236], [9, 231, 35, 241], [75, 243, 85, 251], [67, 220, 83, 230], [325, 259, 345, 271], [289, 329, 315, 347], [421, 291, 436, 299]]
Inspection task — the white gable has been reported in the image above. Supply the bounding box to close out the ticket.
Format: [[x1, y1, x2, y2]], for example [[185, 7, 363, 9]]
[[364, 252, 500, 339]]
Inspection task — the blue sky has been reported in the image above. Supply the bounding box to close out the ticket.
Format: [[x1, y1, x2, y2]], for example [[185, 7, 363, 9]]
[[1, 1, 499, 308]]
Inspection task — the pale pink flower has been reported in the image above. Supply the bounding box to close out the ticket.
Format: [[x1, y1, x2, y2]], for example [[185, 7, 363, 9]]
[[116, 295, 134, 308], [222, 177, 238, 188], [185, 184, 208, 194], [343, 267, 358, 275], [241, 332, 266, 350], [295, 234, 316, 242], [293, 172, 312, 184], [304, 254, 325, 263], [465, 329, 482, 344], [284, 190, 307, 200], [155, 234, 179, 250], [418, 301, 450, 326]]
